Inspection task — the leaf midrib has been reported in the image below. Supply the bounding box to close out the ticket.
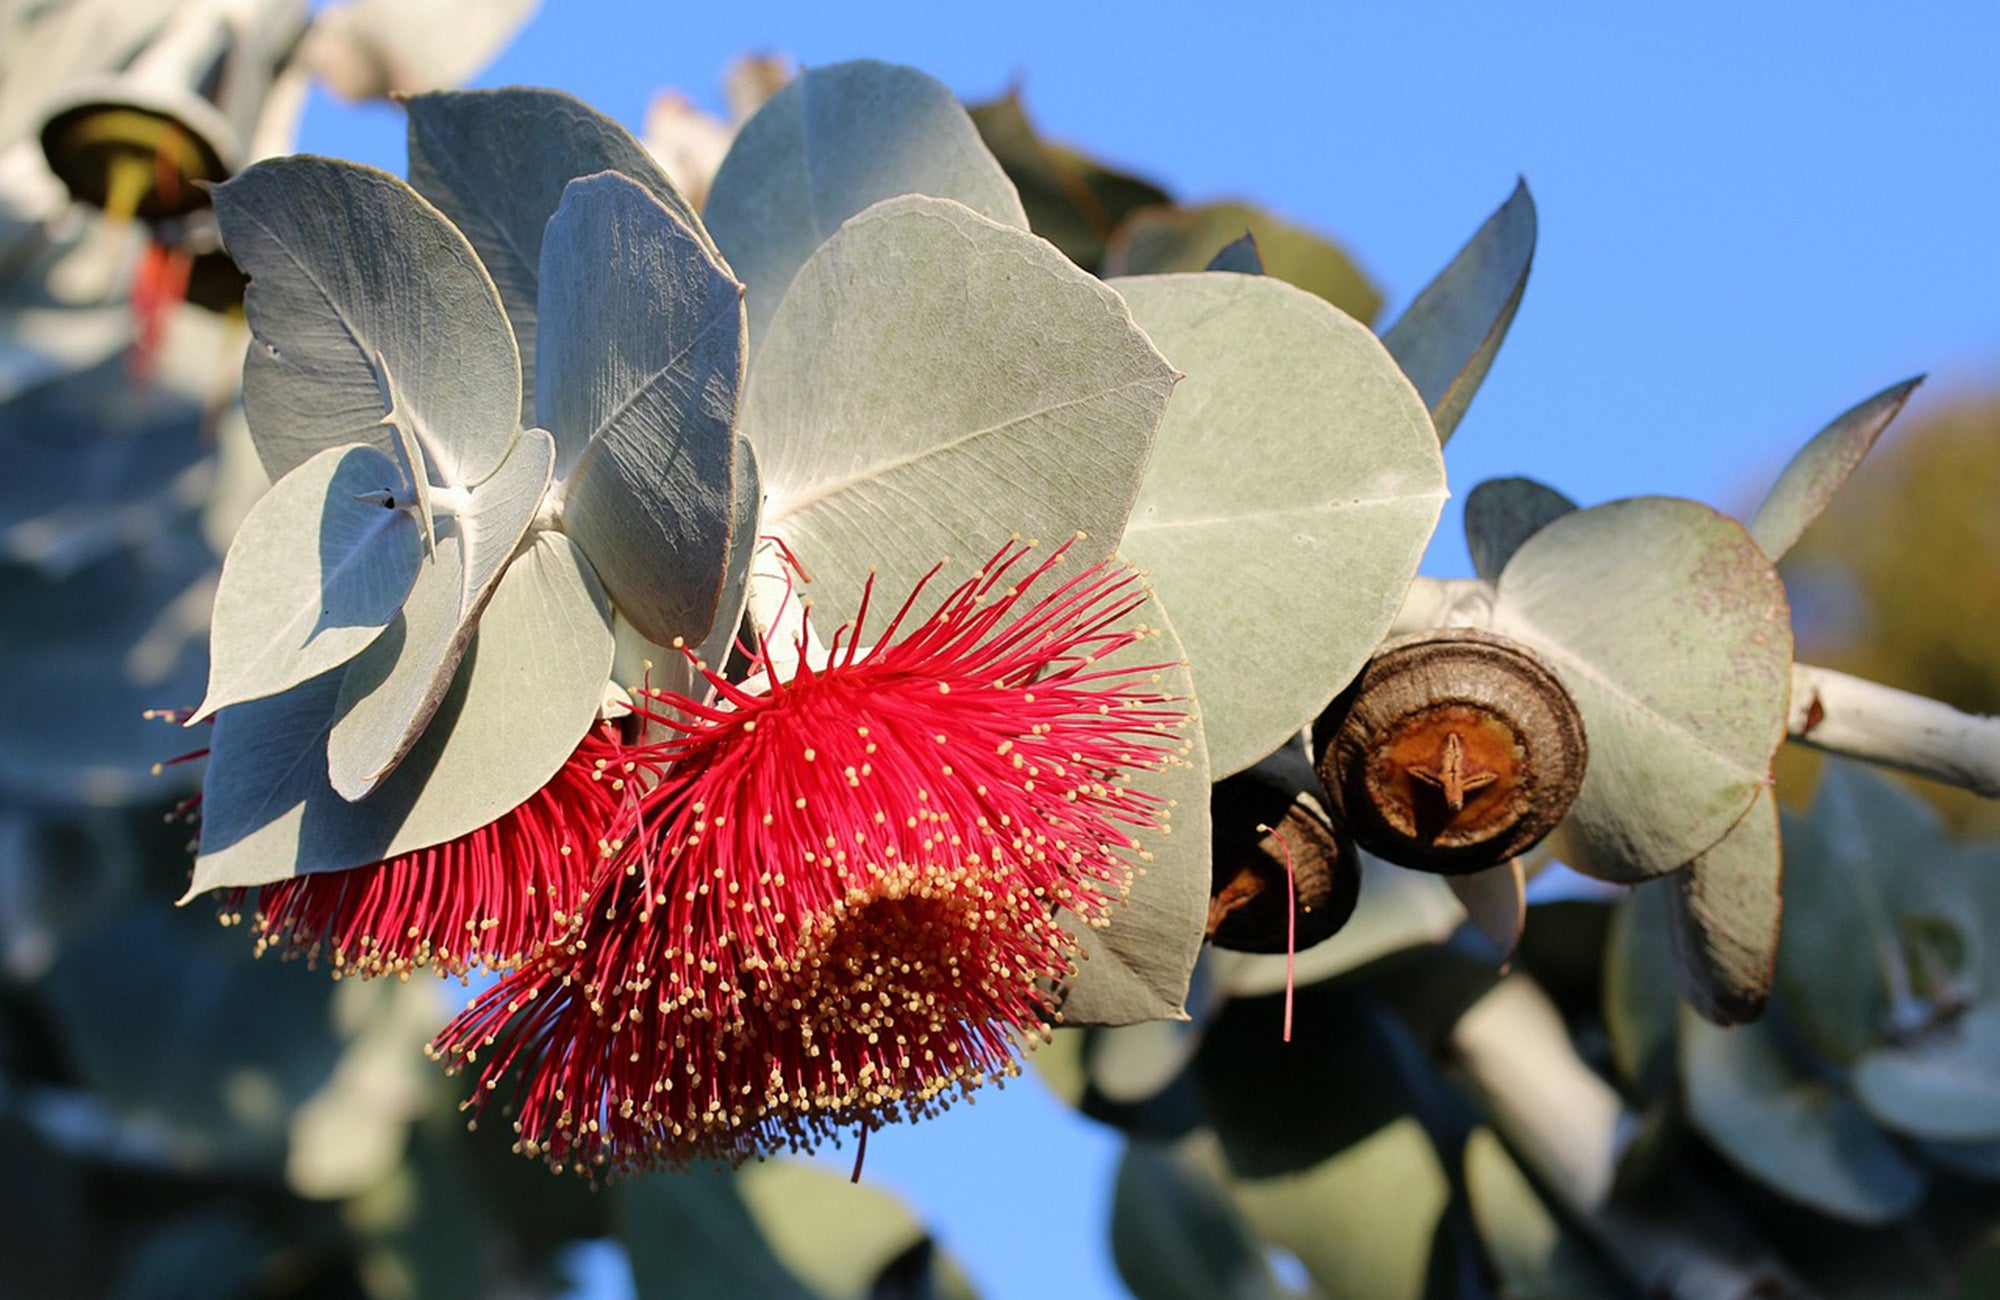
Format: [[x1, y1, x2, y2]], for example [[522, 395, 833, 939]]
[[762, 375, 1164, 527]]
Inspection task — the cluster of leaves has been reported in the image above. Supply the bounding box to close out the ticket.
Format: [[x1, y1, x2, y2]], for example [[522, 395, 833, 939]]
[[969, 92, 1869, 1036], [972, 103, 1996, 1298], [189, 61, 1462, 1032]]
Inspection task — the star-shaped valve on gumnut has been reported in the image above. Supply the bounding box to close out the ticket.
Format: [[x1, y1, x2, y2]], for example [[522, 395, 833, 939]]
[[1312, 630, 1588, 876]]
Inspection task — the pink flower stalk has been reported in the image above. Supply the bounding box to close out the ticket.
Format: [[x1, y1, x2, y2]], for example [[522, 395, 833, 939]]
[[224, 722, 667, 978], [432, 541, 1191, 1172]]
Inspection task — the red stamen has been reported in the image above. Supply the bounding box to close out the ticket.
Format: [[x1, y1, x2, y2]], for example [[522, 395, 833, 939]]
[[1258, 822, 1297, 1045], [230, 721, 670, 979], [432, 541, 1190, 1173]]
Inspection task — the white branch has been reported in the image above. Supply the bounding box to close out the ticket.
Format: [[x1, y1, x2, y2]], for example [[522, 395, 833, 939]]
[[1449, 977, 1804, 1299], [1789, 663, 2000, 798]]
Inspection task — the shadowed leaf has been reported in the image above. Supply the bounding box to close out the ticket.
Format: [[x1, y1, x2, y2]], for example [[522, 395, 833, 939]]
[[406, 86, 709, 421], [1205, 232, 1263, 274], [1665, 786, 1782, 1024], [190, 530, 612, 894], [1112, 1140, 1288, 1300], [538, 171, 742, 646], [1682, 1007, 1926, 1224], [327, 428, 553, 798], [1464, 475, 1576, 582], [1382, 180, 1536, 444], [214, 157, 520, 485], [193, 443, 419, 722]]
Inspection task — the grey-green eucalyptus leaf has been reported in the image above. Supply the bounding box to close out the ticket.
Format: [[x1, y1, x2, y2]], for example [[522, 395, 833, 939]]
[[736, 1161, 933, 1300], [1852, 1005, 2000, 1142], [1664, 786, 1782, 1025], [376, 352, 438, 554], [1923, 1135, 2000, 1183], [1492, 498, 1792, 882], [1681, 1007, 1926, 1225], [192, 443, 419, 723], [1112, 1140, 1289, 1300], [1776, 762, 1962, 1064], [617, 1166, 819, 1300], [1085, 949, 1228, 1108], [1447, 859, 1527, 960], [1061, 578, 1210, 1027], [1233, 1116, 1448, 1300], [706, 59, 1028, 351], [214, 156, 520, 485], [747, 194, 1173, 616], [406, 86, 712, 422], [189, 529, 613, 894], [1111, 273, 1445, 778], [0, 350, 208, 576], [539, 170, 741, 647], [609, 440, 758, 711], [1748, 377, 1922, 560], [1464, 476, 1577, 582], [42, 906, 340, 1162], [1204, 232, 1263, 275], [1603, 881, 1680, 1099], [1463, 1128, 1630, 1300], [1381, 180, 1536, 445], [328, 427, 554, 798], [1200, 987, 1452, 1296], [0, 532, 212, 806]]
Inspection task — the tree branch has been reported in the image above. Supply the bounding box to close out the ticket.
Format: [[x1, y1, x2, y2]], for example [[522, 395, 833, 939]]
[[1448, 977, 1806, 1299], [1789, 663, 2000, 798]]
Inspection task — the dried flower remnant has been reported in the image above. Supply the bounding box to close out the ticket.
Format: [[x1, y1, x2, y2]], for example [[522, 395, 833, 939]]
[[434, 542, 1191, 1173], [1315, 629, 1587, 874], [222, 722, 667, 979]]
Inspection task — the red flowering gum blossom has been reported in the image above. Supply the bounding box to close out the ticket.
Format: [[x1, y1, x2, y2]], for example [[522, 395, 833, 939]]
[[432, 542, 1193, 1172], [222, 722, 668, 979]]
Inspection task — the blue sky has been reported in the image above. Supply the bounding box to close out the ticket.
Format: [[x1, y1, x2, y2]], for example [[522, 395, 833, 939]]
[[295, 5, 2000, 1297]]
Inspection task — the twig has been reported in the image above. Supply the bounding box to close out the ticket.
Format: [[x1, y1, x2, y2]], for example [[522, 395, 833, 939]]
[[1789, 663, 2000, 798]]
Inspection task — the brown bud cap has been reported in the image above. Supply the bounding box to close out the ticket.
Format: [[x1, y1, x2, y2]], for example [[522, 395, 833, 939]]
[[1314, 629, 1586, 875], [1207, 765, 1360, 954]]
